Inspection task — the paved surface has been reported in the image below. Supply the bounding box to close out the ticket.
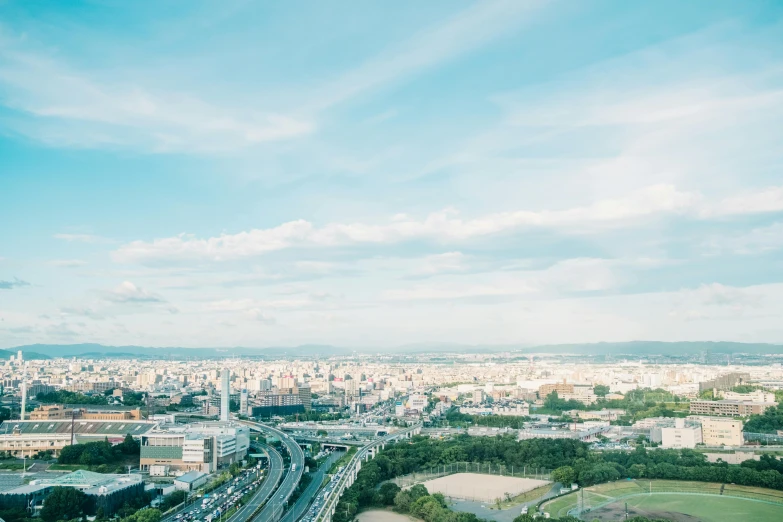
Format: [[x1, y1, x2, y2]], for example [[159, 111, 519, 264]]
[[280, 451, 343, 522], [161, 456, 272, 522], [447, 483, 562, 522], [241, 421, 305, 522], [225, 443, 283, 522]]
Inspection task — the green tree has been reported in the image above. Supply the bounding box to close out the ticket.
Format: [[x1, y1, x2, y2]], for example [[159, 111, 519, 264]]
[[40, 487, 88, 522], [551, 465, 576, 485], [378, 482, 400, 505], [393, 490, 412, 512], [119, 433, 140, 455], [593, 385, 610, 397]]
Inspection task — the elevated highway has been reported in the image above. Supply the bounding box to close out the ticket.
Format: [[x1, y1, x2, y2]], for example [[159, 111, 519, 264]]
[[239, 420, 305, 522], [225, 442, 283, 522], [314, 423, 422, 522]]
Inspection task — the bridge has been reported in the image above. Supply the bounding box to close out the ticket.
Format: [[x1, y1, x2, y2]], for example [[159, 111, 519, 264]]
[[314, 423, 422, 522], [278, 422, 391, 438], [289, 434, 365, 451], [238, 420, 305, 522]]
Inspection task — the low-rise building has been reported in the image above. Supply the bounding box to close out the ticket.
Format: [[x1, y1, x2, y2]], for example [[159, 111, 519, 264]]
[[720, 390, 776, 403], [0, 470, 144, 516], [29, 404, 142, 421], [0, 420, 157, 457], [661, 418, 702, 449], [139, 421, 249, 474], [575, 409, 626, 421], [174, 471, 209, 492], [700, 417, 744, 446], [689, 400, 777, 417]]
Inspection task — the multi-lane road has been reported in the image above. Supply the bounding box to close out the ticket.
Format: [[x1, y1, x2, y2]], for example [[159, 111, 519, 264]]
[[240, 420, 305, 522], [225, 442, 283, 522], [280, 451, 343, 522]]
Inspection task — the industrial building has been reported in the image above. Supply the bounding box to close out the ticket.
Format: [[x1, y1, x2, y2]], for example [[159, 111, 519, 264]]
[[29, 404, 143, 421], [0, 470, 145, 516], [0, 419, 157, 457], [139, 421, 249, 474], [661, 418, 703, 449]]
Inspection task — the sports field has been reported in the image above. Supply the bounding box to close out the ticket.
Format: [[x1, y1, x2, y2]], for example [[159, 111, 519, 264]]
[[540, 480, 783, 521], [418, 472, 550, 503], [588, 494, 783, 522]]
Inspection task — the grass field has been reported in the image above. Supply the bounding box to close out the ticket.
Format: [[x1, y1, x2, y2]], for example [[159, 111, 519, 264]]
[[540, 480, 783, 522], [590, 494, 783, 522]]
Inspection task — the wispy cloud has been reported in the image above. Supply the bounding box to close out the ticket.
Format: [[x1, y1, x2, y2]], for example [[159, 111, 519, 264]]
[[309, 0, 544, 111], [112, 184, 783, 265], [103, 281, 163, 303], [0, 277, 30, 290], [703, 222, 783, 255], [0, 33, 313, 152]]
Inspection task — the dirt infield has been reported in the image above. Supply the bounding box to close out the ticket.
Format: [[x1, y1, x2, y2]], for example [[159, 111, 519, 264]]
[[417, 473, 550, 503]]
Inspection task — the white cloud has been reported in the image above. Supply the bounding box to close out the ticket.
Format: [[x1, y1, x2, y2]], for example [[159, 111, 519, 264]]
[[0, 38, 313, 152], [112, 184, 783, 265], [703, 222, 783, 255], [104, 281, 163, 303], [668, 283, 764, 321], [700, 188, 783, 218], [413, 252, 468, 276], [310, 0, 544, 111], [59, 306, 105, 320]]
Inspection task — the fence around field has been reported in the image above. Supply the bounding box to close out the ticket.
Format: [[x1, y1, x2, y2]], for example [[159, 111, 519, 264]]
[[392, 462, 552, 489], [565, 480, 783, 518]]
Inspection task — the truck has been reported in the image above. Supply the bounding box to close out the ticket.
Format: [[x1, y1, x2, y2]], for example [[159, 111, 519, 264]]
[[226, 487, 233, 495], [291, 463, 297, 472]]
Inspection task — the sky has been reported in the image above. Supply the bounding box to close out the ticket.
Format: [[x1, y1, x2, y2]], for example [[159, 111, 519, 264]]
[[1, 0, 783, 349]]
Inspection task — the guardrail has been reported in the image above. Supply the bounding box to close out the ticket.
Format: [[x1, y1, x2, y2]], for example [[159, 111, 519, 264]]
[[314, 423, 422, 522]]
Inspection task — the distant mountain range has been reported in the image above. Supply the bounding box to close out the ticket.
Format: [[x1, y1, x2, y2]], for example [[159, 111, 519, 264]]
[[3, 340, 782, 359]]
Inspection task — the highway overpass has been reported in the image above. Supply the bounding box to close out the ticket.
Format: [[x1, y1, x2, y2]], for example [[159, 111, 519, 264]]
[[239, 420, 305, 522], [314, 424, 422, 522]]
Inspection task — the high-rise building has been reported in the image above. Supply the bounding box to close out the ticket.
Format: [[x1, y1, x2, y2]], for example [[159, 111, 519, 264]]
[[298, 384, 312, 412], [240, 389, 248, 416], [220, 369, 230, 422]]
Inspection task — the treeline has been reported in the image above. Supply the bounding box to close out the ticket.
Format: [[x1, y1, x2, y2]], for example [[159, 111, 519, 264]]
[[392, 483, 485, 522], [58, 435, 139, 466], [598, 445, 783, 490], [744, 405, 783, 434], [541, 388, 687, 424], [444, 409, 530, 428], [37, 390, 107, 405]]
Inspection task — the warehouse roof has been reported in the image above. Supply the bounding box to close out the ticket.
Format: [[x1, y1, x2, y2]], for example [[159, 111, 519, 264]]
[[2, 420, 157, 436]]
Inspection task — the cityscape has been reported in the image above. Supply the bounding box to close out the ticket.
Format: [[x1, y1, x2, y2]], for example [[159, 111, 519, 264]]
[[2, 1, 783, 522]]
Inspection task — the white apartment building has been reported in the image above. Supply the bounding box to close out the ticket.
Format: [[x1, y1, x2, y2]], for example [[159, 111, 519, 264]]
[[721, 390, 776, 403], [661, 418, 703, 449], [700, 417, 744, 446]]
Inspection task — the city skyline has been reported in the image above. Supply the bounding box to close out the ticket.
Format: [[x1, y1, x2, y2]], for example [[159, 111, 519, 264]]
[[2, 0, 783, 348]]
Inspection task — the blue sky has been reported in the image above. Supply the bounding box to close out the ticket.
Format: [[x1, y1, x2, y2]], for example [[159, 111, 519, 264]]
[[1, 0, 783, 348]]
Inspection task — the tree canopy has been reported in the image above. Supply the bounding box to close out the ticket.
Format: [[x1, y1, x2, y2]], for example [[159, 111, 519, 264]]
[[40, 487, 88, 522]]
